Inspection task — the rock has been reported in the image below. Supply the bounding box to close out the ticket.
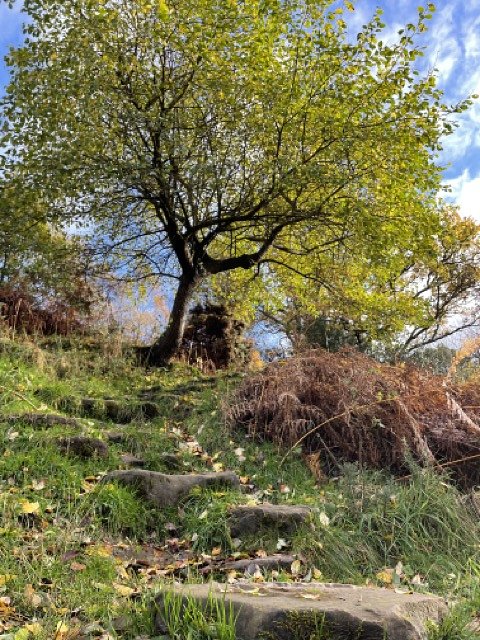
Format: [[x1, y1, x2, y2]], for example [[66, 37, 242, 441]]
[[202, 555, 296, 575], [120, 453, 146, 467], [80, 397, 98, 416], [104, 400, 133, 423], [56, 436, 109, 459], [228, 504, 311, 537], [3, 413, 83, 429], [102, 470, 240, 508], [155, 582, 447, 640], [139, 401, 161, 419], [159, 452, 182, 471], [106, 431, 129, 445]]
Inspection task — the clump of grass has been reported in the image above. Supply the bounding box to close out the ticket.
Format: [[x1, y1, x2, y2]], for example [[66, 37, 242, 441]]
[[297, 464, 480, 592], [84, 482, 160, 538], [160, 590, 237, 640], [427, 603, 479, 640], [181, 488, 239, 553]]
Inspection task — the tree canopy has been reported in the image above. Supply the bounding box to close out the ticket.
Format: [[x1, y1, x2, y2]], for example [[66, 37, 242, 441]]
[[1, 0, 478, 360]]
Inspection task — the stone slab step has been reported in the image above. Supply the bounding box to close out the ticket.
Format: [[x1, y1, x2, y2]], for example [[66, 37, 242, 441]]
[[155, 582, 446, 640], [228, 503, 311, 537], [102, 469, 240, 507]]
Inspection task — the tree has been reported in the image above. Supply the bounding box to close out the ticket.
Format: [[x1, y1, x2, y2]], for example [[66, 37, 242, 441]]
[[0, 177, 98, 332], [0, 0, 475, 363]]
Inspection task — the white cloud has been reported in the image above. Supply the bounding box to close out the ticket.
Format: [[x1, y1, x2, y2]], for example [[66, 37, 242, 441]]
[[445, 169, 480, 221]]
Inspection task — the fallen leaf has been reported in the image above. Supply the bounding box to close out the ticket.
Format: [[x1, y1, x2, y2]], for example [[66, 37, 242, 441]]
[[70, 562, 86, 572], [0, 576, 15, 587], [313, 568, 323, 580], [376, 569, 393, 585], [112, 583, 135, 597], [252, 567, 264, 583], [19, 501, 40, 515], [54, 622, 70, 640], [276, 538, 289, 551], [24, 585, 42, 608], [24, 622, 42, 636], [291, 560, 302, 577], [318, 512, 330, 527]]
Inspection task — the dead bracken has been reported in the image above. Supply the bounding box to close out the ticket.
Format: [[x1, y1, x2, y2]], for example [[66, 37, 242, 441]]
[[226, 348, 480, 487]]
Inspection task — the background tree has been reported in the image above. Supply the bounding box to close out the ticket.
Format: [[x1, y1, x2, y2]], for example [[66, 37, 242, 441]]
[[0, 0, 475, 362], [0, 178, 98, 333]]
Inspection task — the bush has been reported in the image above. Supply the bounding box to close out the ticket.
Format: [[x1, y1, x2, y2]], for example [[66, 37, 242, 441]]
[[226, 348, 480, 486]]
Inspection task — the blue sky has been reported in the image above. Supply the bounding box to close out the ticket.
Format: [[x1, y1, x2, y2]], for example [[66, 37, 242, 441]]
[[1, 1, 480, 218]]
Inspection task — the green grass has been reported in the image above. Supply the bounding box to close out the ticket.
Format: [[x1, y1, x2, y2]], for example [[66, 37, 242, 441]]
[[0, 333, 479, 638], [160, 590, 237, 640]]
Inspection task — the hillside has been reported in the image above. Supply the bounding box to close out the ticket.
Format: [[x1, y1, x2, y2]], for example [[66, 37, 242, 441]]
[[0, 335, 478, 639]]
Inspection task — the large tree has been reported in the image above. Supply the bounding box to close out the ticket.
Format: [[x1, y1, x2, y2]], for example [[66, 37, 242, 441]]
[[0, 0, 475, 362]]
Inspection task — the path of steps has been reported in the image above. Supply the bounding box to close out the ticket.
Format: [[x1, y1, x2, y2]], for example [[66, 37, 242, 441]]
[[4, 405, 449, 639]]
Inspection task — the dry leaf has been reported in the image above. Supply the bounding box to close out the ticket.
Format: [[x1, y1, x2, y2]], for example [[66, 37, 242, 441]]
[[54, 622, 70, 640], [276, 538, 288, 551], [376, 569, 393, 585], [318, 512, 330, 527], [112, 583, 135, 597], [24, 622, 43, 636], [24, 584, 42, 608], [19, 501, 40, 515], [70, 562, 86, 572]]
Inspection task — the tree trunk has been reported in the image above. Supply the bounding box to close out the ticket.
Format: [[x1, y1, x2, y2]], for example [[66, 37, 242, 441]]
[[140, 275, 197, 366]]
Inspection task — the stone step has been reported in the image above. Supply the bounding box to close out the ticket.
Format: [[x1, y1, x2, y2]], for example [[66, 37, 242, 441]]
[[201, 554, 297, 576], [56, 436, 109, 459], [102, 469, 240, 507], [155, 582, 447, 640], [228, 503, 312, 537], [2, 413, 83, 429]]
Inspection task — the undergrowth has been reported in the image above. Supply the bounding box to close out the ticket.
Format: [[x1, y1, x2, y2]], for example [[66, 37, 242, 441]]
[[0, 334, 478, 638]]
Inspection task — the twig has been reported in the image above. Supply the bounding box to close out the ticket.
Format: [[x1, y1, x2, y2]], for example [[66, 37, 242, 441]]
[[279, 398, 392, 466], [0, 386, 40, 410], [397, 451, 480, 481]]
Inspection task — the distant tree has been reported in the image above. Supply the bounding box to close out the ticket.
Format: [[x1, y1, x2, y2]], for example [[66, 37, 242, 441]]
[[404, 345, 455, 375], [217, 207, 480, 356], [0, 178, 98, 330], [1, 0, 476, 363]]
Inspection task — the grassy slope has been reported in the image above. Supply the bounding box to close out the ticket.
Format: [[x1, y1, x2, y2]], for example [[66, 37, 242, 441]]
[[0, 335, 478, 639]]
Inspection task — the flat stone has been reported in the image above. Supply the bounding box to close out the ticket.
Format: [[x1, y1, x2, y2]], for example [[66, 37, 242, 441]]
[[120, 453, 146, 467], [139, 401, 161, 419], [56, 436, 109, 459], [228, 504, 311, 537], [159, 452, 182, 471], [203, 555, 296, 576], [155, 582, 446, 640], [106, 431, 129, 445], [102, 469, 240, 508], [104, 400, 133, 423], [3, 413, 83, 429]]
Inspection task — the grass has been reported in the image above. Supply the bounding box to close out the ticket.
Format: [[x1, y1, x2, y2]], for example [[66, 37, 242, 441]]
[[0, 333, 479, 638], [160, 590, 237, 640]]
